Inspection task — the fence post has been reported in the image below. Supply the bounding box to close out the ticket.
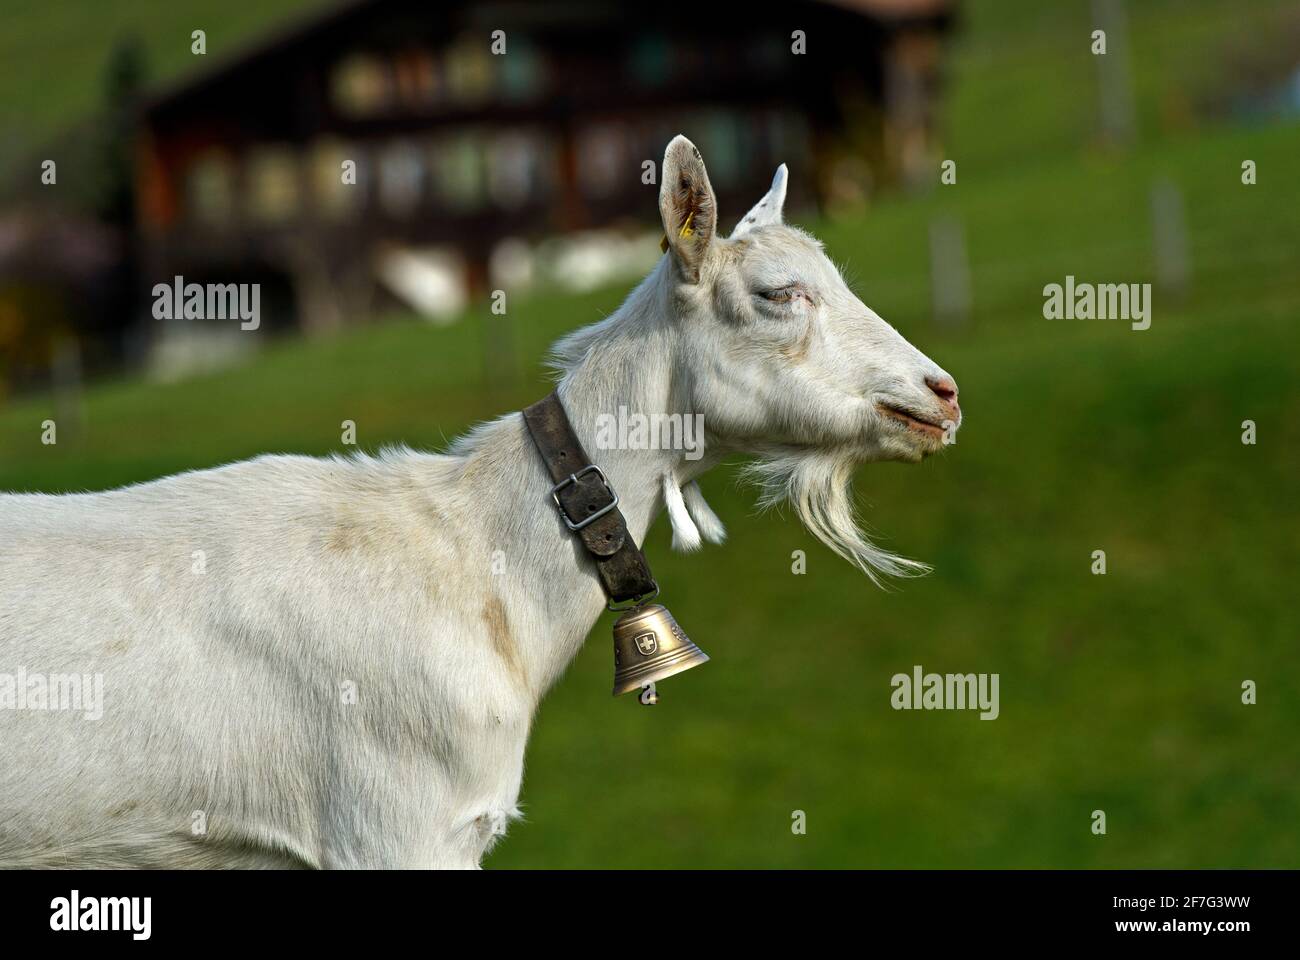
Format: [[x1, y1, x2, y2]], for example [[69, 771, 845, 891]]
[[1093, 0, 1137, 147], [52, 338, 84, 442], [1150, 177, 1190, 299], [929, 214, 971, 329]]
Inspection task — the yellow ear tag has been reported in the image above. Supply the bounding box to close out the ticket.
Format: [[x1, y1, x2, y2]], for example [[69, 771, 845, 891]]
[[661, 212, 696, 254]]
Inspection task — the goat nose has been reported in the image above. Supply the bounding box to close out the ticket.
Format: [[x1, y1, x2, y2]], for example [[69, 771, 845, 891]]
[[925, 375, 959, 414]]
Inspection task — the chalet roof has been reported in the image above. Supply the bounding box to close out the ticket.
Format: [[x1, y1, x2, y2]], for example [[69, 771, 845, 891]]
[[141, 0, 954, 119], [141, 0, 384, 117]]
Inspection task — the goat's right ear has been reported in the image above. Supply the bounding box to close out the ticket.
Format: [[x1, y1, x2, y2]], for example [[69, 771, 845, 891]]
[[659, 135, 717, 282]]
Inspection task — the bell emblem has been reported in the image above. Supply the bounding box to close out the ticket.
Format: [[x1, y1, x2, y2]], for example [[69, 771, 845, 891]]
[[611, 603, 709, 696]]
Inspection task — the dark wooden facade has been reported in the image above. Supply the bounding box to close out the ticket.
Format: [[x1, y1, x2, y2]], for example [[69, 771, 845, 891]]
[[136, 0, 954, 330]]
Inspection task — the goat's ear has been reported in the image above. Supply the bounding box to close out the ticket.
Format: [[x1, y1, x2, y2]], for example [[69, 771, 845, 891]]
[[730, 163, 787, 238], [659, 135, 717, 282]]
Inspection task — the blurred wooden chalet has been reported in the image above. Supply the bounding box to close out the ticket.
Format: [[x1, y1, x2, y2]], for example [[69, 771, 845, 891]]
[[135, 0, 955, 333]]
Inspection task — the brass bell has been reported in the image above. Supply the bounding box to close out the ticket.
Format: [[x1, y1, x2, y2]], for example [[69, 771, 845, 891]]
[[612, 603, 709, 696]]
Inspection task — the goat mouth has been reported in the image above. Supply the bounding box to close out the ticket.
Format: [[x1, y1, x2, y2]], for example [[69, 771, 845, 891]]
[[876, 402, 947, 438]]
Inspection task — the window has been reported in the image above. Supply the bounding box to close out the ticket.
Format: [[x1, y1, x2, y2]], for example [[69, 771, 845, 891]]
[[379, 140, 426, 218], [246, 147, 300, 223], [185, 150, 236, 225]]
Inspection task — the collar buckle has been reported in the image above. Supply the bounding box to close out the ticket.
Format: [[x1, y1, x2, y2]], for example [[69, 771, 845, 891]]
[[549, 464, 619, 531]]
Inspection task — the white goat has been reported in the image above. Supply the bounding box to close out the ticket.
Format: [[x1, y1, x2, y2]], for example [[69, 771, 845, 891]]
[[0, 136, 960, 868]]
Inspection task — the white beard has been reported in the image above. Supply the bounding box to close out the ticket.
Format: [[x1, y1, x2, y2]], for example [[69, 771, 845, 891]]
[[740, 448, 930, 587]]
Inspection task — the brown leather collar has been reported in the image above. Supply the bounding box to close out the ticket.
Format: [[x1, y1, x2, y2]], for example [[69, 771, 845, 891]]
[[522, 392, 658, 604]]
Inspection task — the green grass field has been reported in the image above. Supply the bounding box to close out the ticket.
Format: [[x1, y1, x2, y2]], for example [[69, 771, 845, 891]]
[[1, 0, 1297, 867]]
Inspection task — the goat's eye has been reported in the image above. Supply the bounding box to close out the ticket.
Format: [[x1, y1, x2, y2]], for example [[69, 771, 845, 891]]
[[761, 286, 797, 303]]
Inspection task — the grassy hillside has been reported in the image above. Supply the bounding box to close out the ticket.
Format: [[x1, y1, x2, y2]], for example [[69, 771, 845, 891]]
[[943, 0, 1300, 171], [1, 0, 1297, 867], [0, 0, 320, 153]]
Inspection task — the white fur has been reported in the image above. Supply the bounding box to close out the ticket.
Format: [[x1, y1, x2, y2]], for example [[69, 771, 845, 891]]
[[664, 473, 702, 552], [682, 481, 726, 545], [0, 136, 958, 869]]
